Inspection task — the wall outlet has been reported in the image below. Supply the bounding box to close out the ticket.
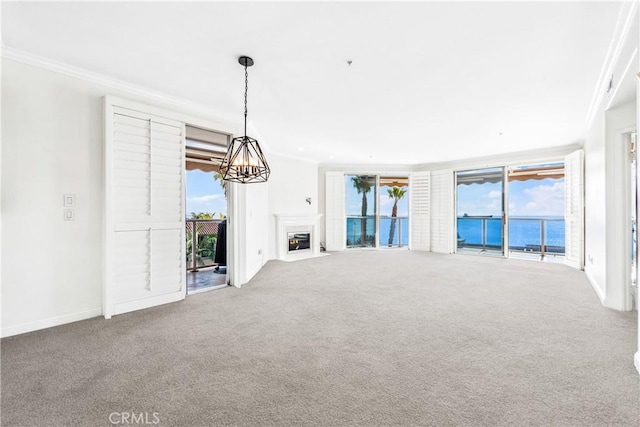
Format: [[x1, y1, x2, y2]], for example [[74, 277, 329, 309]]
[[258, 249, 263, 255], [588, 254, 594, 264], [63, 194, 75, 207]]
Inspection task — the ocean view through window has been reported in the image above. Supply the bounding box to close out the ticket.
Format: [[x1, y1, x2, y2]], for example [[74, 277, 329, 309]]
[[456, 163, 565, 258], [345, 175, 409, 248]]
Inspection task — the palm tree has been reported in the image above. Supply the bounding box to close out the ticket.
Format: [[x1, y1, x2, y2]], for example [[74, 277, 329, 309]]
[[387, 186, 407, 246], [351, 176, 373, 246], [214, 172, 228, 199], [190, 212, 215, 219]]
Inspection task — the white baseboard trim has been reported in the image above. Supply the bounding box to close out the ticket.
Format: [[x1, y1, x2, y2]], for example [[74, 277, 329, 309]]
[[1, 308, 102, 338], [635, 351, 640, 375], [114, 292, 183, 316], [584, 269, 606, 304]]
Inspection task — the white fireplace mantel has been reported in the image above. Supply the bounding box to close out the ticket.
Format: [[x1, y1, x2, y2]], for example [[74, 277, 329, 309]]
[[274, 214, 323, 261]]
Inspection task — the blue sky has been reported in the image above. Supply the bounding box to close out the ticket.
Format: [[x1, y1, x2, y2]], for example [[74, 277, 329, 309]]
[[457, 177, 565, 217], [345, 176, 409, 217], [508, 178, 564, 217], [185, 170, 226, 218]]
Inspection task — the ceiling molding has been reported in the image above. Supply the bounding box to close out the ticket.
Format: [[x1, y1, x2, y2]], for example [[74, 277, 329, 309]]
[[318, 163, 417, 173], [605, 46, 638, 111], [416, 144, 581, 173], [582, 1, 639, 134], [1, 45, 316, 165], [1, 45, 235, 126]]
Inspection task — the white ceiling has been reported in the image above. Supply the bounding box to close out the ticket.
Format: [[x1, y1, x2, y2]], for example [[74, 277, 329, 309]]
[[1, 1, 624, 165]]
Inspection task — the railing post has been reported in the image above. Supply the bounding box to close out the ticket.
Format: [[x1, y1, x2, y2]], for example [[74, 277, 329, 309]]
[[482, 218, 487, 250], [540, 219, 546, 260], [192, 220, 199, 271]]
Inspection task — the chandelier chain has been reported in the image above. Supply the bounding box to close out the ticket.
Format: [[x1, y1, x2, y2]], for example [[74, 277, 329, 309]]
[[244, 65, 248, 118], [244, 64, 248, 135]]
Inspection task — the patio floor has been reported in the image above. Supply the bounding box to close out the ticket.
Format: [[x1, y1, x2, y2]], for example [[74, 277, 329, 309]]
[[187, 266, 227, 294]]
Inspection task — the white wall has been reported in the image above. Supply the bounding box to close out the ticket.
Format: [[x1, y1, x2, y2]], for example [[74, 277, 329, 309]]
[[234, 182, 269, 284], [267, 154, 319, 260], [584, 111, 607, 300], [2, 59, 104, 336], [583, 3, 639, 310], [605, 102, 636, 310], [1, 58, 266, 336]]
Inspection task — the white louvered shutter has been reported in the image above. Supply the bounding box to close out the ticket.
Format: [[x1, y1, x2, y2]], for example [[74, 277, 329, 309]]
[[409, 172, 431, 251], [325, 172, 346, 251], [105, 106, 185, 318], [430, 169, 455, 254], [564, 150, 584, 269]]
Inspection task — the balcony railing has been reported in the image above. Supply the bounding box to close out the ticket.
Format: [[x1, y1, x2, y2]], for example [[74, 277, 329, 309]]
[[346, 216, 376, 247], [457, 216, 565, 257], [456, 216, 502, 251], [345, 216, 409, 248], [186, 219, 223, 271], [507, 217, 565, 257], [379, 216, 408, 247]]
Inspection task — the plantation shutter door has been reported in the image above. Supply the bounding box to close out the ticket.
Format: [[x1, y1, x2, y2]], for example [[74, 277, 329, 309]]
[[564, 149, 584, 269], [104, 106, 185, 318], [430, 169, 455, 254], [409, 172, 431, 251], [325, 172, 346, 251]]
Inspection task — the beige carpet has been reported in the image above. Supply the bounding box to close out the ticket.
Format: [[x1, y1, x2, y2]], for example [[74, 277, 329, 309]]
[[2, 251, 638, 426]]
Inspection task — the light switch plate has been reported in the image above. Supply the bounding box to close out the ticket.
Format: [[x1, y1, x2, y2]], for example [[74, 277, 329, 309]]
[[63, 194, 75, 207], [64, 209, 74, 221]]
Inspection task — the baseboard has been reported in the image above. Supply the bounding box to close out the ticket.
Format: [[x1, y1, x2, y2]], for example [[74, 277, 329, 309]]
[[584, 269, 606, 304], [113, 292, 183, 316], [1, 308, 102, 338], [635, 351, 640, 375]]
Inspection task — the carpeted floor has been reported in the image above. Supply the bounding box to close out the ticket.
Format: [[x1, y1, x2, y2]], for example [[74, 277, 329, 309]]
[[1, 251, 639, 426]]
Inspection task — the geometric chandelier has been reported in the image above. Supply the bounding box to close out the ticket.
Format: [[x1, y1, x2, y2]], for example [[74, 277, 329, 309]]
[[220, 56, 271, 183]]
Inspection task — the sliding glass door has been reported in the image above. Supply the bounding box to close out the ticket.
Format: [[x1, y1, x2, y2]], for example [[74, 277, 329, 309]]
[[455, 167, 505, 256], [344, 175, 410, 249], [507, 163, 565, 260], [379, 176, 409, 247], [345, 175, 377, 248]]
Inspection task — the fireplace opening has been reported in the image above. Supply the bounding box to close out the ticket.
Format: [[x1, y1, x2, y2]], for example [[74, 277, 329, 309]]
[[288, 232, 311, 252]]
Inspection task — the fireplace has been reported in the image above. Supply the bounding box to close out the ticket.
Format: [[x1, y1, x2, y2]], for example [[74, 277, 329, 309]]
[[275, 214, 323, 261], [288, 232, 311, 252]]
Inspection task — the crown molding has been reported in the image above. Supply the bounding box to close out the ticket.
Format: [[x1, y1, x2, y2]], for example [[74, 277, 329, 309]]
[[415, 143, 580, 172], [605, 46, 638, 111], [1, 45, 235, 124], [582, 1, 639, 134]]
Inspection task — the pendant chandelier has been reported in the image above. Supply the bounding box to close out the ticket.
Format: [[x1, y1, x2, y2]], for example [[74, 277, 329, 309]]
[[220, 56, 271, 183]]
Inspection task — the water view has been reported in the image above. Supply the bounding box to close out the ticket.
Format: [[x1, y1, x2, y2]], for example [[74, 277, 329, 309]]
[[457, 216, 565, 252], [346, 216, 564, 251]]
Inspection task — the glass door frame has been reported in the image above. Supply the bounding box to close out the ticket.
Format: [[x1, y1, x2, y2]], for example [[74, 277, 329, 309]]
[[454, 166, 507, 257], [345, 174, 378, 249], [456, 161, 574, 261], [344, 173, 411, 250], [378, 175, 410, 249]]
